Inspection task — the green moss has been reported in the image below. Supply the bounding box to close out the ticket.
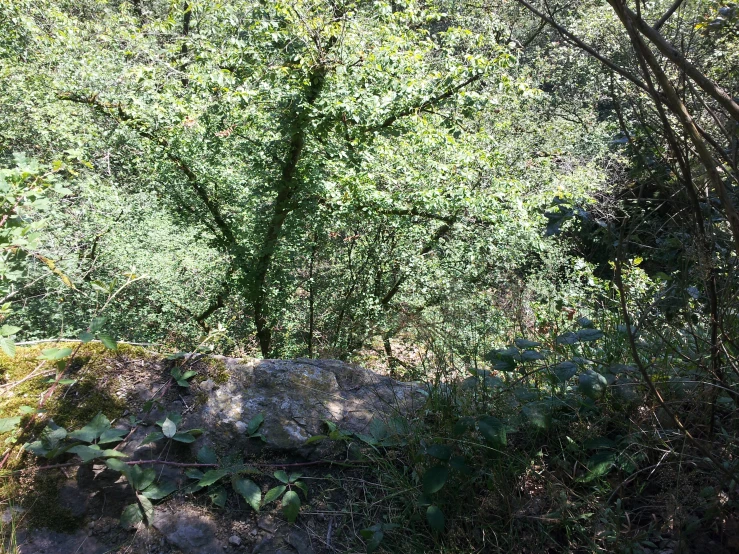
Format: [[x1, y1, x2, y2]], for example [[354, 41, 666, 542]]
[[0, 343, 151, 434], [0, 343, 160, 533], [205, 357, 230, 385], [25, 472, 81, 532]]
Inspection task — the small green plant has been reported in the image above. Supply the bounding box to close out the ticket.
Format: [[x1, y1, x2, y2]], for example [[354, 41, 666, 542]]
[[106, 461, 178, 527], [23, 412, 128, 461], [262, 470, 307, 523], [23, 411, 182, 527], [360, 522, 400, 553], [0, 323, 21, 358], [78, 316, 117, 350], [140, 413, 202, 445], [170, 366, 198, 388], [178, 414, 310, 518]]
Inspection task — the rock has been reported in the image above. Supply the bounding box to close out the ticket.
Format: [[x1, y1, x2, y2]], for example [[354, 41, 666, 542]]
[[229, 535, 242, 546], [58, 482, 89, 518], [152, 506, 222, 554], [1, 506, 25, 525], [252, 535, 297, 554], [287, 528, 313, 554], [257, 515, 279, 534], [15, 529, 107, 554], [189, 358, 425, 457]]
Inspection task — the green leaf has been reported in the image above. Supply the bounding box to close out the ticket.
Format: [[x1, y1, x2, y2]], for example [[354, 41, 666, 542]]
[[24, 423, 67, 456], [161, 418, 176, 438], [263, 485, 286, 505], [130, 465, 156, 491], [363, 528, 384, 553], [369, 418, 388, 440], [67, 444, 103, 462], [232, 477, 261, 511], [426, 505, 445, 532], [0, 337, 16, 358], [39, 347, 73, 361], [303, 434, 327, 445], [282, 490, 300, 523], [521, 350, 546, 361], [98, 428, 127, 444], [24, 440, 50, 458], [578, 451, 617, 482], [578, 370, 608, 399], [556, 332, 578, 345], [577, 328, 604, 342], [79, 332, 94, 343], [198, 469, 228, 487], [453, 417, 475, 437], [247, 413, 264, 435], [141, 432, 164, 445], [426, 444, 452, 461], [274, 470, 289, 484], [89, 317, 107, 333], [185, 468, 205, 480], [141, 480, 177, 500], [0, 325, 21, 336], [197, 445, 218, 465], [288, 472, 302, 483], [120, 503, 143, 528], [209, 486, 227, 507], [105, 458, 128, 472], [553, 361, 577, 383], [477, 416, 506, 447], [293, 480, 308, 498], [172, 432, 196, 443], [422, 466, 449, 495], [69, 413, 111, 443], [137, 493, 154, 522], [97, 332, 117, 350], [156, 413, 182, 427], [0, 416, 21, 433]]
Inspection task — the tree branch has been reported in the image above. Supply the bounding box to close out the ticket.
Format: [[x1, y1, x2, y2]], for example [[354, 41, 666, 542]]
[[623, 5, 739, 123], [653, 0, 685, 31]]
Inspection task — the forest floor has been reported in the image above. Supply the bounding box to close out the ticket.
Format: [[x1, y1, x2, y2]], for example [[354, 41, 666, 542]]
[[1, 345, 737, 554]]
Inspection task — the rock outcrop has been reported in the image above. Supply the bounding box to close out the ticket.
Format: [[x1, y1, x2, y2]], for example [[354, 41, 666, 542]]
[[187, 357, 426, 458], [10, 356, 426, 554]]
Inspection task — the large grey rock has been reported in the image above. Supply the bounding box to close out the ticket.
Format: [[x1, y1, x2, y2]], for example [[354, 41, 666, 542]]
[[152, 506, 222, 553], [188, 358, 425, 457]]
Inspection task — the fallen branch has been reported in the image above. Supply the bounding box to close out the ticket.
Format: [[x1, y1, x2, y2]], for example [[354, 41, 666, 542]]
[[10, 457, 363, 474], [10, 459, 219, 474]]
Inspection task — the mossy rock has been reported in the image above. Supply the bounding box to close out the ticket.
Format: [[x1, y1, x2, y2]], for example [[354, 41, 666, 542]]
[[0, 343, 155, 532]]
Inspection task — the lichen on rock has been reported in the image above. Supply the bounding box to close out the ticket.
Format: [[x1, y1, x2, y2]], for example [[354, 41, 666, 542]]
[[187, 357, 426, 457]]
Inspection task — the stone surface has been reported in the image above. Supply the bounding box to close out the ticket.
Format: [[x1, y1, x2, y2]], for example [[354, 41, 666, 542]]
[[58, 482, 89, 518], [189, 358, 425, 458], [152, 506, 222, 553], [15, 529, 107, 554], [230, 535, 243, 546], [1, 506, 25, 525], [287, 528, 313, 554], [252, 535, 298, 554]]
